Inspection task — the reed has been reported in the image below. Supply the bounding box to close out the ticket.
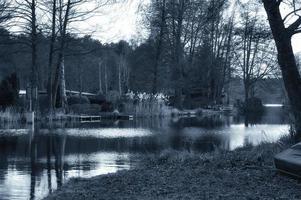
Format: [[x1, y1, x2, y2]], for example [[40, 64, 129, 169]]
[[0, 107, 22, 126], [123, 92, 171, 117]]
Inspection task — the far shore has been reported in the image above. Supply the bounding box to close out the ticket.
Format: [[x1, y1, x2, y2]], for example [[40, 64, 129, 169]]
[[44, 142, 301, 200]]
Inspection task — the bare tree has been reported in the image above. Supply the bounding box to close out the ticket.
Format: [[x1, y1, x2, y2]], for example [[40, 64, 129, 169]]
[[144, 0, 230, 106], [204, 0, 229, 103], [51, 0, 71, 109], [150, 0, 166, 94], [117, 52, 129, 95], [262, 0, 301, 138], [234, 8, 277, 102], [15, 0, 39, 111], [169, 0, 187, 108], [0, 0, 12, 24], [46, 0, 57, 112], [45, 0, 120, 109]]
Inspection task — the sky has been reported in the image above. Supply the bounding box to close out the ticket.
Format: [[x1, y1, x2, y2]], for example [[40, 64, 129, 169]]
[[80, 0, 301, 53], [76, 0, 149, 43]]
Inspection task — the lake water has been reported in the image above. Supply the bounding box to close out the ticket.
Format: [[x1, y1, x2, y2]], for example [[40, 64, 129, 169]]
[[0, 106, 290, 200]]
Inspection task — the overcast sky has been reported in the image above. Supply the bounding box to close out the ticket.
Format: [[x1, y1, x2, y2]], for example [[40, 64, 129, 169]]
[[76, 0, 148, 43], [83, 0, 301, 53]]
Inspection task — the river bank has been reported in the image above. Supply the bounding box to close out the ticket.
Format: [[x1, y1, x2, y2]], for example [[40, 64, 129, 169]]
[[44, 142, 301, 200]]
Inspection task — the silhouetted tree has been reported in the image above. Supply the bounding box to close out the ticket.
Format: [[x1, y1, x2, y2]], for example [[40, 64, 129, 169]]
[[262, 0, 301, 139]]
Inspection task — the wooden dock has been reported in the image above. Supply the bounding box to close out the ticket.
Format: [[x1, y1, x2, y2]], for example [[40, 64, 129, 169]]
[[78, 115, 101, 123], [46, 113, 134, 123]]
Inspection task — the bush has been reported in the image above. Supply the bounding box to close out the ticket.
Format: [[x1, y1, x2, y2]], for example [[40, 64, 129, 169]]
[[0, 73, 19, 108], [106, 90, 120, 106], [101, 101, 114, 112], [244, 97, 264, 113], [122, 91, 171, 117], [69, 104, 102, 115], [88, 93, 106, 105], [68, 95, 90, 105], [0, 107, 23, 125]]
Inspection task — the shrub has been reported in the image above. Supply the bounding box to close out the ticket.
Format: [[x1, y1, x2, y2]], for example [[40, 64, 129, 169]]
[[68, 104, 102, 115], [0, 107, 22, 126], [243, 97, 264, 113], [0, 73, 19, 108], [68, 95, 90, 105], [88, 93, 106, 105], [122, 91, 171, 117]]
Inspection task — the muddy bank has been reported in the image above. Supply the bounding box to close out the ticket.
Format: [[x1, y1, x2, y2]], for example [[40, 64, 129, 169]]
[[44, 144, 301, 200]]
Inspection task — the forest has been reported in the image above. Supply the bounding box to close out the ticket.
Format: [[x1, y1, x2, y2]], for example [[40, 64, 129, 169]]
[[0, 0, 300, 128], [0, 0, 301, 199], [0, 0, 294, 111]]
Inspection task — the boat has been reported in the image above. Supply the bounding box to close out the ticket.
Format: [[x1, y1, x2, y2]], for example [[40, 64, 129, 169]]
[[274, 143, 301, 178]]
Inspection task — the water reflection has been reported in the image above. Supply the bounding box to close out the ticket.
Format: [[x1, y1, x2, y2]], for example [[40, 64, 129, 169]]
[[0, 105, 290, 200], [0, 127, 133, 200]]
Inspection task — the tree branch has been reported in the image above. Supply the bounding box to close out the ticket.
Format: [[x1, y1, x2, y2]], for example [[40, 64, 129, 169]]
[[283, 8, 301, 22], [286, 16, 301, 36]]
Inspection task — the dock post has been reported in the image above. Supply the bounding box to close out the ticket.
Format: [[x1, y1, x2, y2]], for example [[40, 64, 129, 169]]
[[26, 111, 35, 124]]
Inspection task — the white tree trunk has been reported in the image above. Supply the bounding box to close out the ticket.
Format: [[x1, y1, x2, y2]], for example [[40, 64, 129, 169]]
[[99, 60, 103, 94], [118, 59, 122, 96], [60, 57, 67, 108], [104, 62, 108, 94]]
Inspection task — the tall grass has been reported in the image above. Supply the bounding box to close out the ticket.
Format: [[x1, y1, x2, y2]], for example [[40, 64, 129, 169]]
[[123, 92, 172, 117], [277, 125, 297, 148], [0, 107, 22, 126]]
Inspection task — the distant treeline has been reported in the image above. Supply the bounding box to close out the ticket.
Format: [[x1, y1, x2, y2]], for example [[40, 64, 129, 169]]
[[0, 0, 292, 109], [0, 26, 286, 107]]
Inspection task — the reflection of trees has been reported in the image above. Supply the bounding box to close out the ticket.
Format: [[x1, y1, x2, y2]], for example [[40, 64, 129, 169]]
[[123, 117, 167, 131], [244, 113, 263, 127], [0, 137, 17, 181], [192, 134, 222, 152], [28, 127, 67, 198], [46, 134, 52, 194], [168, 127, 184, 151], [170, 116, 226, 129], [167, 127, 225, 152], [52, 134, 66, 188], [30, 129, 36, 200], [234, 106, 288, 126]]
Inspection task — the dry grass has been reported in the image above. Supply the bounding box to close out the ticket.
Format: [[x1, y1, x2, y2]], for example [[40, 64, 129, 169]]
[[45, 139, 300, 200], [0, 107, 22, 125]]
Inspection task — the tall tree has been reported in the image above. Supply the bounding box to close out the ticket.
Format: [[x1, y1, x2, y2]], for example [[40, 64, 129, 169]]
[[0, 0, 11, 24], [234, 6, 276, 102], [262, 0, 301, 138], [44, 0, 57, 112], [15, 0, 39, 111], [52, 0, 71, 109], [150, 0, 166, 94]]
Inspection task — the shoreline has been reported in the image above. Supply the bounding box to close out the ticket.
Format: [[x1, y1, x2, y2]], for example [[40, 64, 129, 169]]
[[44, 143, 301, 200]]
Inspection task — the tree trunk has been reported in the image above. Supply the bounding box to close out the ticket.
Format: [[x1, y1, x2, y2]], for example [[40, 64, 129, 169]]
[[79, 65, 82, 103], [47, 0, 57, 112], [172, 0, 185, 109], [263, 0, 301, 139], [99, 61, 103, 94], [244, 79, 250, 102], [31, 0, 38, 111], [152, 0, 166, 94], [60, 57, 67, 108], [52, 0, 71, 109], [104, 62, 108, 94], [118, 58, 122, 96]]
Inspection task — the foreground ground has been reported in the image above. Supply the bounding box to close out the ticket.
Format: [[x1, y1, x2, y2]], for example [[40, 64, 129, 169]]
[[45, 143, 301, 200]]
